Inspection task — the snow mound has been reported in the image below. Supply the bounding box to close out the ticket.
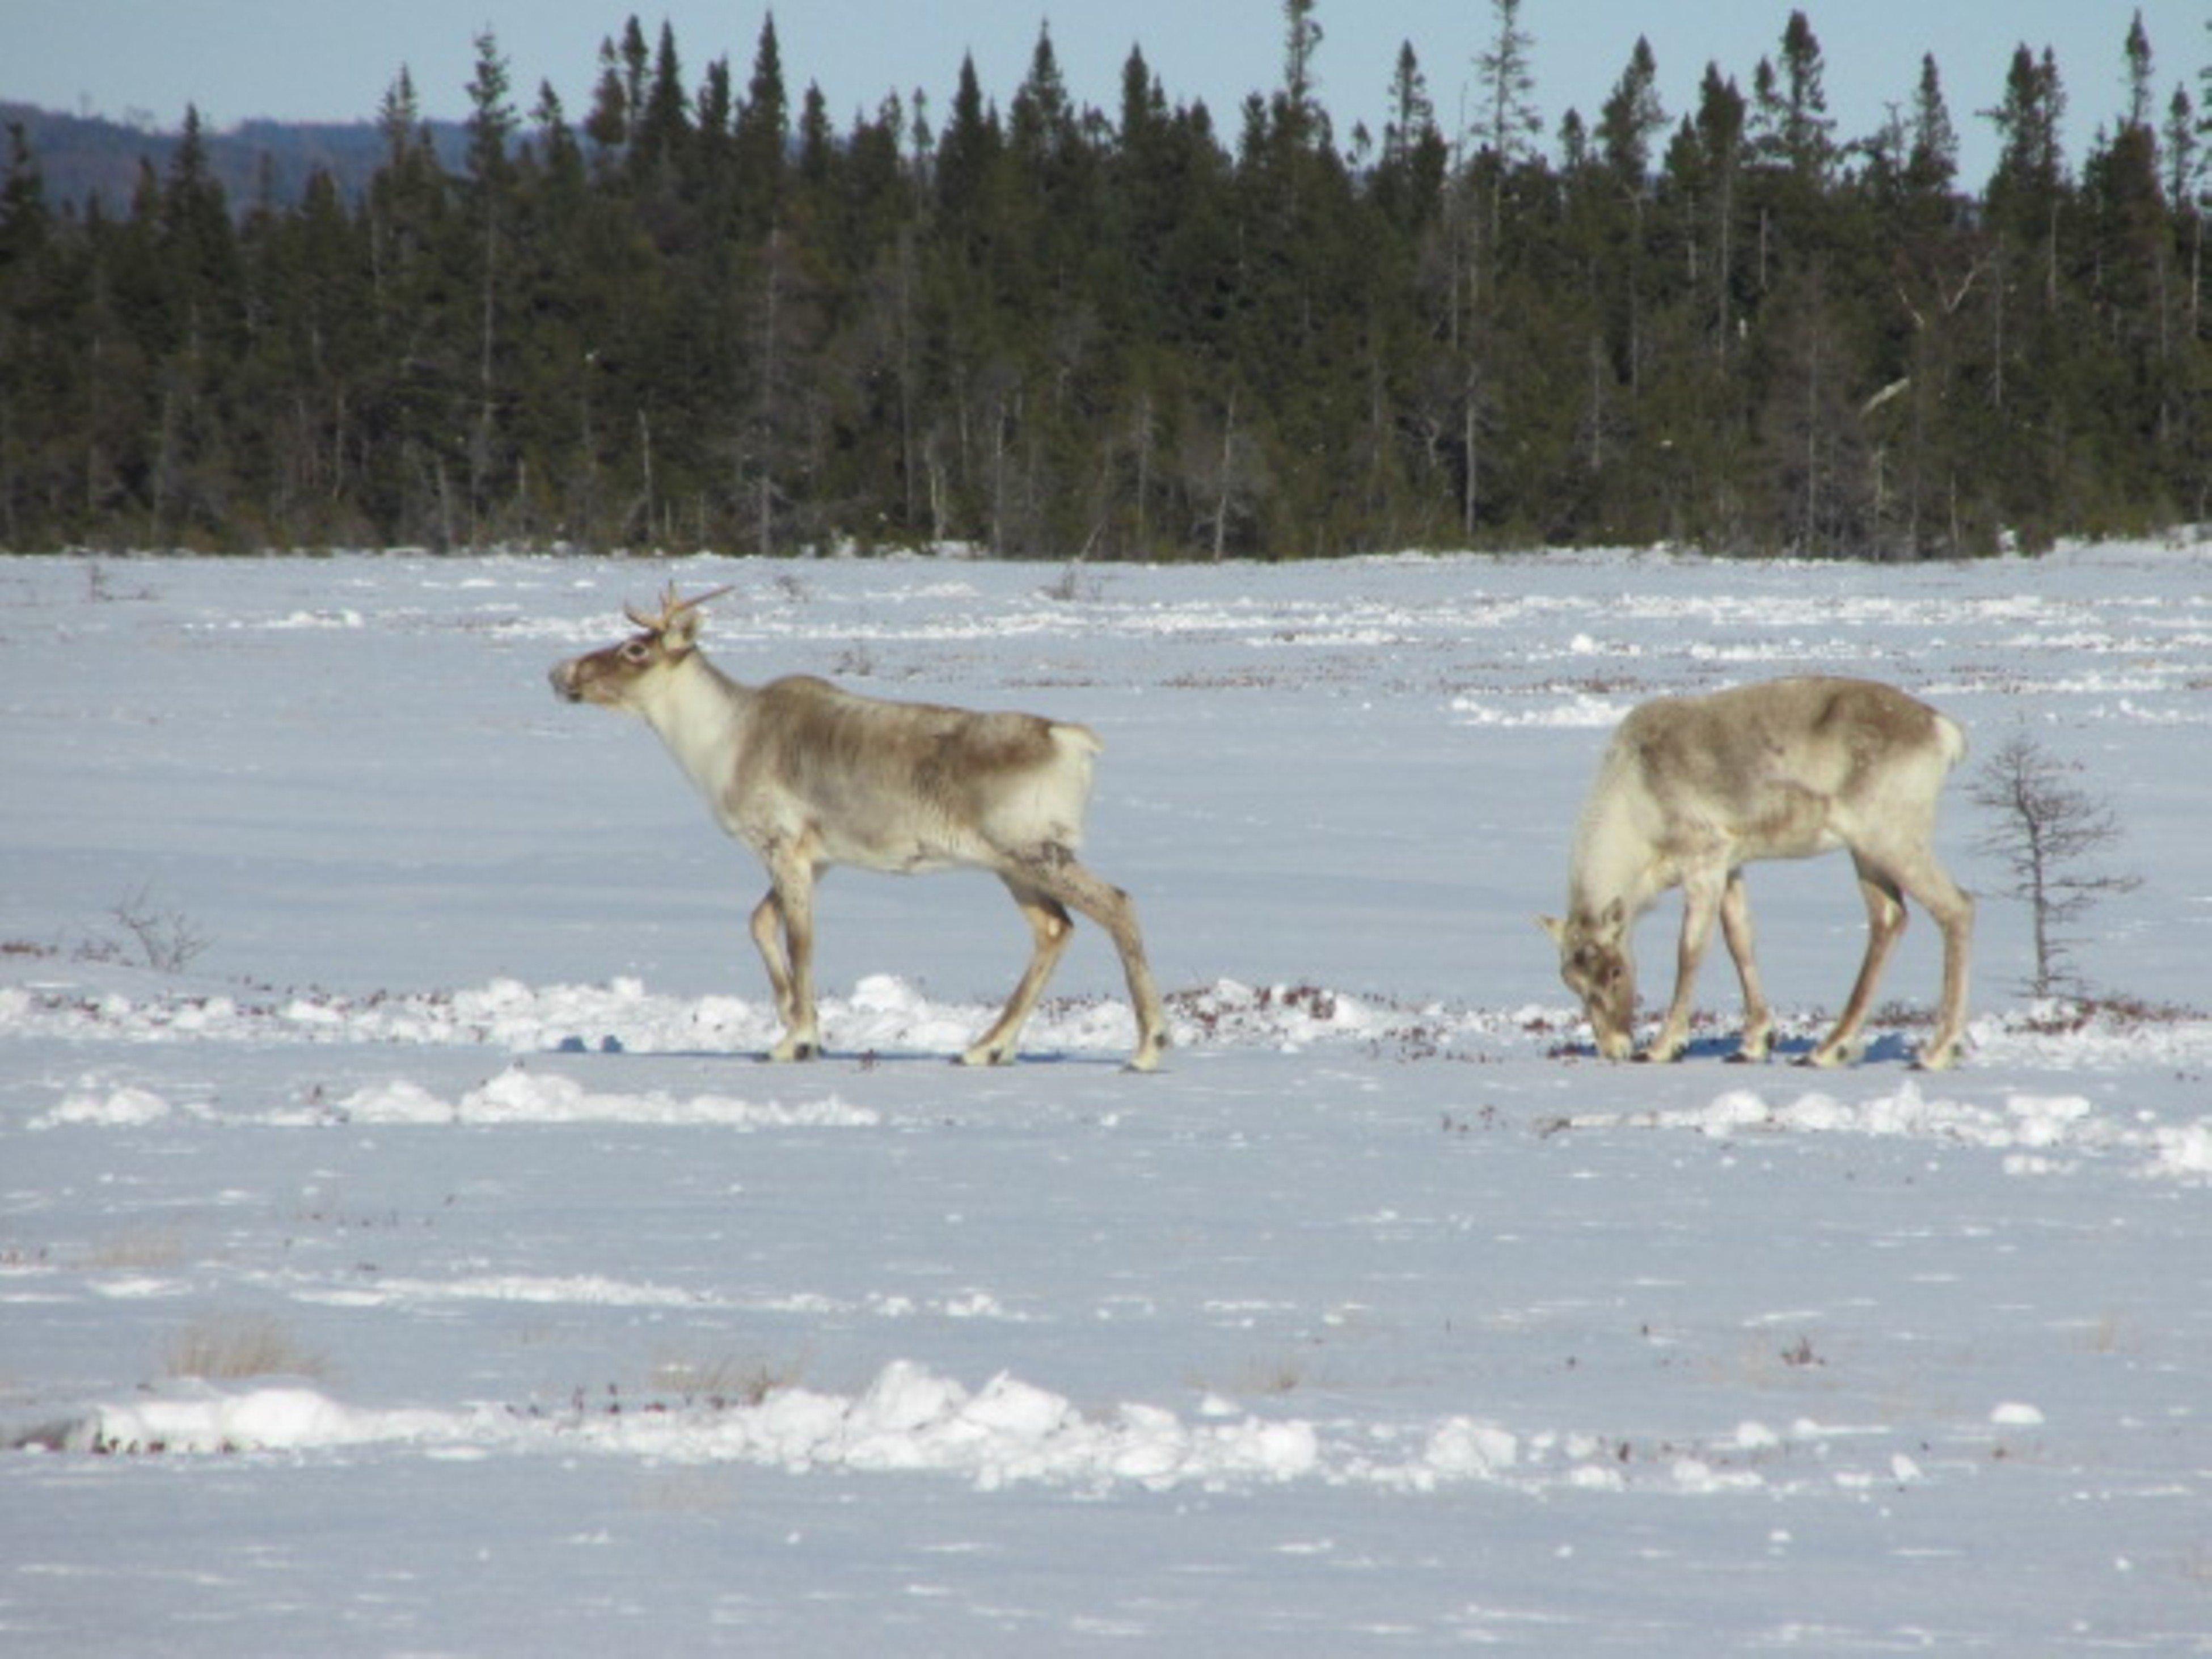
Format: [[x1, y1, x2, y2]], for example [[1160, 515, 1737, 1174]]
[[1572, 1079, 2212, 1183], [16, 972, 2212, 1083], [51, 1362, 1865, 1499], [30, 1071, 876, 1131]]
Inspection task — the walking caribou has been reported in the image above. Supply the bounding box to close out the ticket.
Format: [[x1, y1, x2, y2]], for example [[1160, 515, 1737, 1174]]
[[550, 585, 1167, 1070], [1539, 677, 1973, 1068]]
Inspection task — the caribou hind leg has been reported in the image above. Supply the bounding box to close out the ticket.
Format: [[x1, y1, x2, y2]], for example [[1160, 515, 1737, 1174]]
[[1805, 857, 1909, 1067], [960, 881, 1075, 1067], [1896, 854, 1974, 1070], [1011, 848, 1168, 1072]]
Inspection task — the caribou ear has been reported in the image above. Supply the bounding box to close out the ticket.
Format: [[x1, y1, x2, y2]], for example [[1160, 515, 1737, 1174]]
[[1535, 914, 1566, 944], [663, 605, 703, 652], [662, 584, 731, 653]]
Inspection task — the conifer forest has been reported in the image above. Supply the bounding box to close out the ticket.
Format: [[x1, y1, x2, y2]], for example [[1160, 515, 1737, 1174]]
[[1, 5, 2206, 559]]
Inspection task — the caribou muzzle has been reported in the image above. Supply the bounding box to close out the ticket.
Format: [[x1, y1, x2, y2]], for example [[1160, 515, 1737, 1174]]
[[548, 661, 584, 703]]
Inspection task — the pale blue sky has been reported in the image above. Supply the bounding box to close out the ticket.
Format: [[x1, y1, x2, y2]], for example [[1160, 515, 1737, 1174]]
[[3, 1, 2203, 185]]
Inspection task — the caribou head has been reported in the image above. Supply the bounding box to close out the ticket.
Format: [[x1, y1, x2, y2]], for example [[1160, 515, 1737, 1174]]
[[549, 583, 733, 710], [1538, 900, 1637, 1061]]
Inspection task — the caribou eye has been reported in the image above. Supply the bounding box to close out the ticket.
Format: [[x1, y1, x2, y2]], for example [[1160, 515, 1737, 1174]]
[[620, 640, 653, 664]]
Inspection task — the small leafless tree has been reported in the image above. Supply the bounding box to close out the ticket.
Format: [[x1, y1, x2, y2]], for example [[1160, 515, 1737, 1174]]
[[1969, 733, 2141, 999], [93, 884, 213, 974]]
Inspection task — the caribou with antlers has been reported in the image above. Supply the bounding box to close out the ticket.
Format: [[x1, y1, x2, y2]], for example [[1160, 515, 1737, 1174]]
[[550, 585, 1167, 1070], [1539, 676, 1973, 1068]]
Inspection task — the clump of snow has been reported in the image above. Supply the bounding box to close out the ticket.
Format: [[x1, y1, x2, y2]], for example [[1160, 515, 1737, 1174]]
[[1419, 1417, 1519, 1481], [254, 609, 366, 631], [72, 1384, 467, 1456], [328, 1069, 879, 1129], [1449, 690, 1627, 728], [34, 1083, 175, 1129], [2145, 1120, 2212, 1180], [447, 1066, 879, 1129], [1566, 1078, 2212, 1182]]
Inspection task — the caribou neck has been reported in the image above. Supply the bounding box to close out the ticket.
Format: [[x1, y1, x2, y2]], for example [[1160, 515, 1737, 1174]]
[[1569, 787, 1670, 926], [633, 651, 757, 800]]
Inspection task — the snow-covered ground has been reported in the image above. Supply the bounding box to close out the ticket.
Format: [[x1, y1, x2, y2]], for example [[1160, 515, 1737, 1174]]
[[3, 544, 2210, 1653]]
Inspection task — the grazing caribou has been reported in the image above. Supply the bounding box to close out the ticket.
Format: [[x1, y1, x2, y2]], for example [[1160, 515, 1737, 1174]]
[[1539, 676, 1973, 1068], [550, 585, 1167, 1070]]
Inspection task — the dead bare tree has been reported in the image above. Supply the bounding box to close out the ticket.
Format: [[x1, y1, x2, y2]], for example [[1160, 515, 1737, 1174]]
[[1969, 733, 2140, 999]]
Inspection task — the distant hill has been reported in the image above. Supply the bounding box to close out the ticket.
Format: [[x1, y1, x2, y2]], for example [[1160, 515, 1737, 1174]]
[[1, 102, 471, 212]]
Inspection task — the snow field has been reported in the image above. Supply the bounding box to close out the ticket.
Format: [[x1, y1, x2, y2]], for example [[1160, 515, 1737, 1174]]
[[3, 544, 2211, 1653]]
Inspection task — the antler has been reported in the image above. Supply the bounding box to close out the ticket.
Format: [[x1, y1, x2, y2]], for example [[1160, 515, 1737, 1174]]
[[624, 582, 734, 633]]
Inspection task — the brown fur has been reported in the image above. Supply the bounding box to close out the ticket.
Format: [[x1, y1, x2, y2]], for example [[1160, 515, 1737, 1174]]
[[740, 677, 1084, 852]]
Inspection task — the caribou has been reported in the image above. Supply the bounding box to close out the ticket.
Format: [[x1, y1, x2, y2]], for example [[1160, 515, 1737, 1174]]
[[550, 585, 1167, 1071], [1539, 676, 1973, 1068]]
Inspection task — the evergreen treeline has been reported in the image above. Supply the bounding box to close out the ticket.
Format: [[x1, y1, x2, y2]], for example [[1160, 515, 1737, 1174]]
[[1, 5, 2206, 558]]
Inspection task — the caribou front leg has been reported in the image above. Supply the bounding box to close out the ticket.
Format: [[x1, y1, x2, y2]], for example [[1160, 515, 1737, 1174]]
[[1643, 872, 1724, 1063], [748, 889, 797, 1032], [1718, 872, 1775, 1062], [762, 850, 823, 1062]]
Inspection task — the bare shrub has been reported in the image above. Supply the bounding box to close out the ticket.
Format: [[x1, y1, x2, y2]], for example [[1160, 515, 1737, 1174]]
[[1039, 562, 1103, 603], [87, 1229, 187, 1271], [648, 1350, 804, 1408], [163, 1315, 328, 1382], [86, 884, 213, 974], [116, 887, 212, 972]]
